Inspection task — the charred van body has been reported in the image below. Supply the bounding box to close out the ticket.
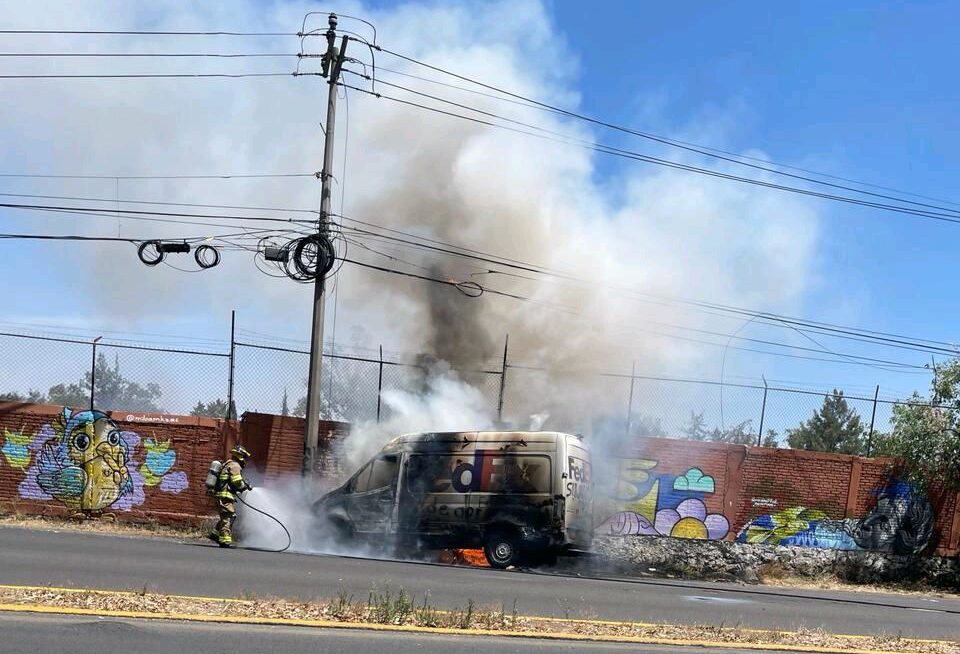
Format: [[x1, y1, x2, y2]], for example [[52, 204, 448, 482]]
[[312, 431, 593, 568]]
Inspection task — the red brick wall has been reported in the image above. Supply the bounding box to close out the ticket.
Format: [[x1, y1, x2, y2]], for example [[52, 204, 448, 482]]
[[603, 436, 960, 556], [0, 402, 226, 525], [0, 403, 349, 527], [1, 403, 955, 555]]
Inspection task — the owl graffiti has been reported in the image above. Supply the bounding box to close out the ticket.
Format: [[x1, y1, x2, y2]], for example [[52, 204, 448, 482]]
[[34, 408, 133, 512]]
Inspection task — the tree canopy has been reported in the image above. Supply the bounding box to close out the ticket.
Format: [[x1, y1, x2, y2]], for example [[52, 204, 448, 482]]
[[190, 398, 229, 418], [45, 353, 163, 412], [786, 389, 866, 455], [876, 360, 960, 492], [682, 411, 777, 447]]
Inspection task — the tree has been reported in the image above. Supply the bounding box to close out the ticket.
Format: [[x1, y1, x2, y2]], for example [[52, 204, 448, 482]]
[[281, 388, 290, 417], [682, 411, 760, 445], [787, 389, 865, 455], [47, 353, 162, 412], [876, 360, 960, 493], [0, 389, 48, 403], [190, 399, 229, 418]]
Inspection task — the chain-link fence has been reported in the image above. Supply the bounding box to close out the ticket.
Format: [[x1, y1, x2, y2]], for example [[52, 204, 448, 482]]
[[0, 325, 934, 449]]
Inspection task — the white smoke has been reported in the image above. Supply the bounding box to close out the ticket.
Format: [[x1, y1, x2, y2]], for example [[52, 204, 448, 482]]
[[3, 0, 819, 433], [343, 365, 496, 470]]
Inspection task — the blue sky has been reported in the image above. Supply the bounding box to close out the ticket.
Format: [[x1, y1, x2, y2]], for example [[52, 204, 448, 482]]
[[1, 1, 957, 428]]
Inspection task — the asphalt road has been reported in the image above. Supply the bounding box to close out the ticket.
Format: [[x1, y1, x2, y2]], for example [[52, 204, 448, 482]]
[[0, 612, 828, 654], [0, 526, 957, 640]]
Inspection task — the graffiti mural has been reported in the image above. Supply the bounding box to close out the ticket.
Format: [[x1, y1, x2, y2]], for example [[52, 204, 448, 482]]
[[737, 479, 934, 555], [596, 460, 730, 540], [0, 408, 188, 515]]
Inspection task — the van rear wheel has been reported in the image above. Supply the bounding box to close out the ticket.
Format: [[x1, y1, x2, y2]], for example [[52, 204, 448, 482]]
[[484, 530, 521, 568]]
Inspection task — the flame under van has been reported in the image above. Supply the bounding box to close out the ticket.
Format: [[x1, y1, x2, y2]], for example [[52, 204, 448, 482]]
[[312, 431, 593, 567]]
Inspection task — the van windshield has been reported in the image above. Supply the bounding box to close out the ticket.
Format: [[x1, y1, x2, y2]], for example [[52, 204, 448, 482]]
[[353, 455, 398, 493]]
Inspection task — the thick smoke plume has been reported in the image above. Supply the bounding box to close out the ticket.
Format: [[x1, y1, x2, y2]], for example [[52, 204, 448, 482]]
[[3, 0, 818, 441]]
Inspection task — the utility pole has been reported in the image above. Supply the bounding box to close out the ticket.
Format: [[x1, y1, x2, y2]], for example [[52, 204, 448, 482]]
[[304, 13, 348, 474]]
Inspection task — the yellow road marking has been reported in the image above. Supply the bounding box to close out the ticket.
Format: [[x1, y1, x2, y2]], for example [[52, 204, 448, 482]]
[[0, 602, 931, 654], [0, 583, 953, 653]]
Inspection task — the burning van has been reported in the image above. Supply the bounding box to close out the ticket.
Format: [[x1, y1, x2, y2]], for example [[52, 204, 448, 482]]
[[312, 431, 592, 568]]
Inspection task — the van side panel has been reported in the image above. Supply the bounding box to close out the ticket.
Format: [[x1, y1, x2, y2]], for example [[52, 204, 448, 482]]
[[563, 436, 593, 549]]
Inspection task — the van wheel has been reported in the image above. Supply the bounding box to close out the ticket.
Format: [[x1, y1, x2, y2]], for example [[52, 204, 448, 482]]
[[484, 530, 521, 568]]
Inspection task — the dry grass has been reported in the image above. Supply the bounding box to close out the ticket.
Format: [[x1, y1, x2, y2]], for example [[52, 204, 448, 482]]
[[0, 585, 956, 654], [756, 562, 960, 600], [0, 513, 206, 540]]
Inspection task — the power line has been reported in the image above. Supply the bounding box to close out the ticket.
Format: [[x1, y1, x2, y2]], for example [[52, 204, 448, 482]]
[[341, 239, 922, 369], [0, 52, 296, 58], [335, 216, 960, 356], [0, 172, 317, 180], [339, 256, 926, 372], [371, 43, 960, 218], [2, 190, 952, 356], [0, 201, 317, 225], [0, 29, 295, 36], [340, 78, 960, 226], [0, 72, 296, 79], [0, 192, 319, 216]]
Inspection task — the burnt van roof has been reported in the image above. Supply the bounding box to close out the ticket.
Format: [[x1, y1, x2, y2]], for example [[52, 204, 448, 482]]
[[381, 431, 578, 452]]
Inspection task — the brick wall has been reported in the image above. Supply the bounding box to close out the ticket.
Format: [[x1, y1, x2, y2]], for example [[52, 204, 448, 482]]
[[603, 436, 960, 556], [0, 402, 226, 525], [0, 403, 348, 527], [1, 402, 956, 556]]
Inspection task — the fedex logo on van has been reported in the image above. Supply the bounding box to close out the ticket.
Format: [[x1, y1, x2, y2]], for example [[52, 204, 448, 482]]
[[451, 450, 502, 493]]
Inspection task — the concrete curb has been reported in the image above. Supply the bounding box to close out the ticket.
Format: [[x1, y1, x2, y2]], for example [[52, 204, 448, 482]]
[[0, 585, 953, 654]]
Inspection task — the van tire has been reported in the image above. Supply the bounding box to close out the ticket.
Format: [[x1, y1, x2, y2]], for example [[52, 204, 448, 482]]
[[484, 530, 522, 568]]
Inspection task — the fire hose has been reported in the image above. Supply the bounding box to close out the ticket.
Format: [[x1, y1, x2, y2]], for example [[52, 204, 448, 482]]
[[235, 493, 292, 553]]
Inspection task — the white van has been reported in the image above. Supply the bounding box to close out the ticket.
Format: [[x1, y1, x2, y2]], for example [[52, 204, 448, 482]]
[[312, 431, 593, 567]]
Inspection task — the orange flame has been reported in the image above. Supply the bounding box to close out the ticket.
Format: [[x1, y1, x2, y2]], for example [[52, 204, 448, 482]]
[[438, 548, 489, 567]]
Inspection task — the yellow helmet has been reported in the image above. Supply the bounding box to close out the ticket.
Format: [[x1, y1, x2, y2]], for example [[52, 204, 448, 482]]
[[231, 444, 252, 461]]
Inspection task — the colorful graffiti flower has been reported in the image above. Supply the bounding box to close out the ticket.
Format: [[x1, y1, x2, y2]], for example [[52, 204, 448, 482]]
[[655, 498, 729, 539], [598, 498, 730, 540], [1, 426, 32, 470], [139, 438, 188, 494]]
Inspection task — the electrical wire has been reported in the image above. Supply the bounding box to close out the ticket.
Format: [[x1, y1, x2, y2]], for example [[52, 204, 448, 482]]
[[337, 221, 957, 357], [0, 72, 297, 79], [339, 79, 960, 226], [0, 201, 317, 225], [0, 172, 318, 180], [0, 52, 297, 58], [0, 29, 296, 36], [369, 43, 960, 217]]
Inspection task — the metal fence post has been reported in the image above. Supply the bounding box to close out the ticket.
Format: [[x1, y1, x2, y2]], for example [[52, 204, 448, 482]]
[[376, 345, 384, 423], [867, 384, 879, 456], [497, 334, 509, 424], [226, 310, 236, 420], [625, 360, 637, 436], [757, 375, 768, 446], [89, 336, 102, 410]]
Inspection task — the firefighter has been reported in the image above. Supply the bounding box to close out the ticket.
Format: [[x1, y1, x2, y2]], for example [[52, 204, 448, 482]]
[[210, 445, 253, 548]]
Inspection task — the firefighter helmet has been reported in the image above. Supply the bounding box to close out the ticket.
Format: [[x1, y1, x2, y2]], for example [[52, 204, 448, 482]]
[[231, 444, 252, 461]]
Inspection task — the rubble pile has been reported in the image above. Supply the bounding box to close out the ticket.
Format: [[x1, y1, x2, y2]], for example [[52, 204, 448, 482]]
[[591, 536, 960, 588]]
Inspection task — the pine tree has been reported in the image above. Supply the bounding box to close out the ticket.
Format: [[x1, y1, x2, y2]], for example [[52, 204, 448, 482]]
[[787, 389, 865, 454]]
